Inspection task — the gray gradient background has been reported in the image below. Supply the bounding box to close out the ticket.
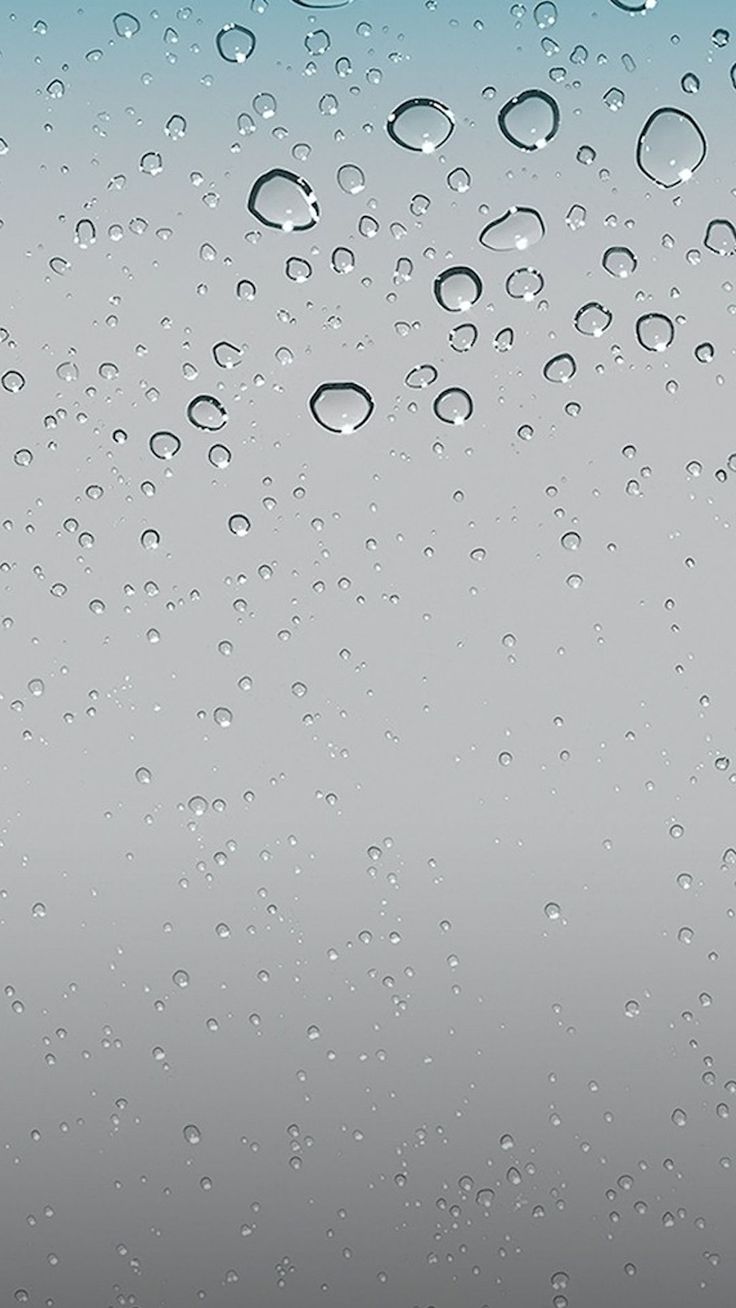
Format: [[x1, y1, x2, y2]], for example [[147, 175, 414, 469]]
[[2, 0, 736, 1304]]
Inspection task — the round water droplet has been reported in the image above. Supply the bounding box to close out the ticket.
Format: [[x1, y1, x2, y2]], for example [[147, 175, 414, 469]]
[[187, 395, 228, 431], [506, 267, 544, 300], [247, 169, 319, 232], [216, 23, 256, 63], [602, 245, 637, 278], [172, 969, 190, 988], [434, 266, 482, 312], [209, 444, 232, 468], [149, 431, 181, 460], [309, 382, 374, 433], [213, 341, 243, 369], [386, 98, 455, 153], [635, 313, 674, 352], [228, 514, 251, 537], [543, 353, 577, 383], [636, 107, 706, 187], [610, 0, 656, 9], [336, 163, 365, 195], [113, 12, 141, 38], [704, 218, 736, 256], [183, 1124, 201, 1145], [479, 206, 545, 252], [433, 388, 473, 425], [498, 89, 560, 151], [2, 370, 25, 393], [574, 302, 612, 336]]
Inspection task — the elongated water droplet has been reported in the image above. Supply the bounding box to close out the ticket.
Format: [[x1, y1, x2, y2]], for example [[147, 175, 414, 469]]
[[479, 206, 545, 252]]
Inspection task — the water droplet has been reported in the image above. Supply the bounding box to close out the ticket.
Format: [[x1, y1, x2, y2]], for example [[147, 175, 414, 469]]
[[228, 514, 251, 537], [434, 266, 482, 312], [113, 12, 141, 38], [336, 163, 365, 195], [172, 969, 190, 988], [544, 902, 561, 920], [602, 245, 637, 278], [309, 382, 374, 433], [183, 1124, 201, 1145], [213, 341, 243, 369], [433, 388, 473, 425], [187, 395, 228, 431], [704, 218, 736, 256], [479, 206, 545, 252], [506, 266, 544, 300], [636, 107, 706, 187], [291, 0, 352, 6], [216, 23, 256, 63], [405, 363, 438, 389], [610, 0, 657, 10], [209, 443, 232, 468], [543, 353, 577, 383], [671, 1107, 687, 1127], [2, 370, 25, 393], [635, 313, 674, 352], [450, 323, 478, 352], [574, 302, 612, 336], [386, 98, 455, 153], [149, 431, 181, 460], [498, 89, 560, 151], [247, 169, 319, 231]]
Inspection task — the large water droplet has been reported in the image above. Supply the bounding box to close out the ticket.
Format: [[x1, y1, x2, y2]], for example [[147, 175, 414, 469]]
[[434, 266, 482, 312], [506, 266, 544, 300], [433, 388, 473, 425], [113, 12, 141, 38], [636, 107, 706, 187], [216, 23, 256, 63], [574, 302, 613, 336], [247, 169, 319, 231], [610, 0, 656, 9], [386, 98, 455, 153], [543, 353, 577, 383], [704, 218, 736, 256], [635, 312, 675, 351], [498, 89, 560, 151], [479, 206, 545, 251], [309, 382, 374, 433], [187, 395, 228, 431], [149, 431, 181, 460], [602, 245, 637, 277]]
